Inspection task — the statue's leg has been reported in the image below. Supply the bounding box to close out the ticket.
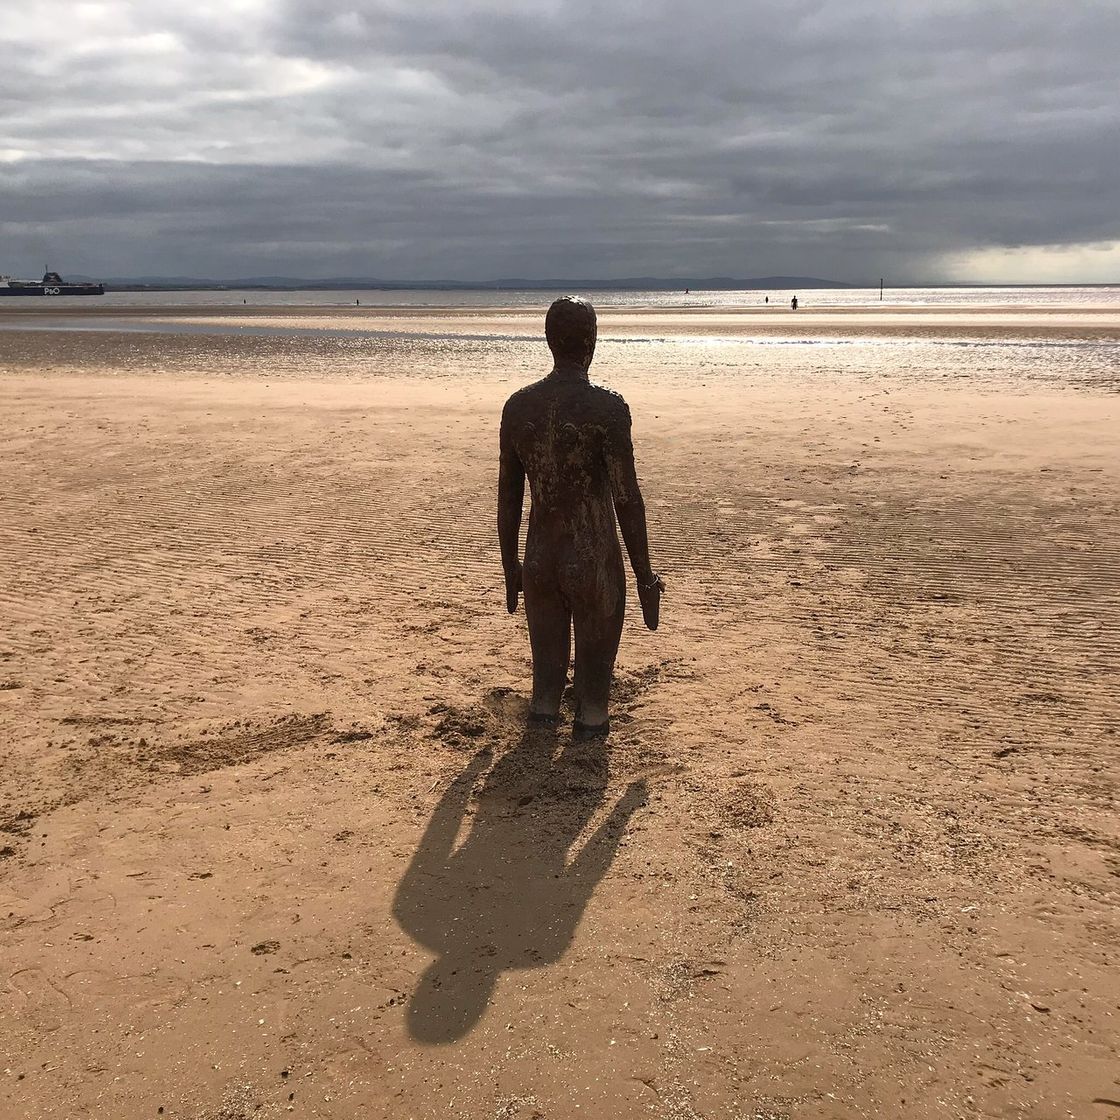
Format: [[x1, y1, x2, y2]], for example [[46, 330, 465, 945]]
[[522, 570, 571, 720], [571, 573, 625, 732]]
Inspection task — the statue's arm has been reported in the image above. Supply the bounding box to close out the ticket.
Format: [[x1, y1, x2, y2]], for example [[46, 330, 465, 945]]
[[562, 778, 648, 907], [391, 746, 492, 929], [497, 405, 525, 613], [606, 403, 664, 628]]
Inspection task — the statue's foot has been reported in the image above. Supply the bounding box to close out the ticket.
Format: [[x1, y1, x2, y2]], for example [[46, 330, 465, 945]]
[[571, 718, 610, 742], [528, 711, 560, 726]]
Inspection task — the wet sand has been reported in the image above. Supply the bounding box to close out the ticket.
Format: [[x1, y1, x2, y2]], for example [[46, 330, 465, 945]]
[[1, 307, 1118, 1120], [5, 300, 1120, 341]]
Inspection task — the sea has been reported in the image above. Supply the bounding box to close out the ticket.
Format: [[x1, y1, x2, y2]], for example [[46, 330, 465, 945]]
[[6, 285, 1118, 310]]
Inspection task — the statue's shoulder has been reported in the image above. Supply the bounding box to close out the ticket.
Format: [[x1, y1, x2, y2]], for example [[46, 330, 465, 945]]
[[588, 383, 631, 422], [502, 378, 549, 419]]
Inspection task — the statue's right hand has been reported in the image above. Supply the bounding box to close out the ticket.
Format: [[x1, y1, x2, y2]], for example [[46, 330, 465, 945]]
[[505, 561, 523, 613]]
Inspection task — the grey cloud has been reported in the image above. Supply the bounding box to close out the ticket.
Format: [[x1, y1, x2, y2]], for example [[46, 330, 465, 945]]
[[2, 1, 1118, 280]]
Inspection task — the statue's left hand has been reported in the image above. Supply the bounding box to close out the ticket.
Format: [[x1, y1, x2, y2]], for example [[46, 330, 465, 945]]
[[637, 573, 665, 631], [505, 561, 523, 613]]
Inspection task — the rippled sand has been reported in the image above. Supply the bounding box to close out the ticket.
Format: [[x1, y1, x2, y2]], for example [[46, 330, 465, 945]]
[[1, 306, 1117, 1120]]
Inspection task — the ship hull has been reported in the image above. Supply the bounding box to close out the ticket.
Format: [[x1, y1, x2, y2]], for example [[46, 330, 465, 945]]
[[0, 284, 105, 296]]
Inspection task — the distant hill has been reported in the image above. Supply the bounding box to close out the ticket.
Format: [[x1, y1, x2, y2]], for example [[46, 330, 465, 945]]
[[69, 275, 227, 289], [91, 274, 852, 292], [488, 276, 851, 291]]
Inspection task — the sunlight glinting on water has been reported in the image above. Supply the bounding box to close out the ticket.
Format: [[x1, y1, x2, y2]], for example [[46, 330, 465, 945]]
[[16, 285, 1120, 311]]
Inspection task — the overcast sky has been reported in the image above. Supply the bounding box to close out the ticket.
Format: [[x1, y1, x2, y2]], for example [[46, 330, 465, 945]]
[[2, 1, 1117, 283]]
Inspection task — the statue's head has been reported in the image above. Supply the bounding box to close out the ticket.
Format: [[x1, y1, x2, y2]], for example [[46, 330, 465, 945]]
[[545, 296, 597, 370]]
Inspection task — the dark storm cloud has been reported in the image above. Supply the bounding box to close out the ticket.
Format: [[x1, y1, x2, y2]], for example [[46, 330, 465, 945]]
[[2, 1, 1118, 280]]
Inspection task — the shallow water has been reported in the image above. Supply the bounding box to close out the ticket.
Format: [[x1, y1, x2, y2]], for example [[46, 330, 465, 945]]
[[3, 287, 1119, 394], [5, 284, 1119, 311]]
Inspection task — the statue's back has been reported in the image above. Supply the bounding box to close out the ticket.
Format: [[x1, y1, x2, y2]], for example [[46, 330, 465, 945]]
[[502, 376, 628, 523]]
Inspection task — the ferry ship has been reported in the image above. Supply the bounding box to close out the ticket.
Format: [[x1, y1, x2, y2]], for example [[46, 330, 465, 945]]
[[0, 270, 104, 296]]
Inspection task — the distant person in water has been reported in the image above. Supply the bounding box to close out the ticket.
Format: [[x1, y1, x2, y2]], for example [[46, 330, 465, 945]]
[[791, 295, 799, 310], [498, 297, 664, 740], [765, 295, 769, 304]]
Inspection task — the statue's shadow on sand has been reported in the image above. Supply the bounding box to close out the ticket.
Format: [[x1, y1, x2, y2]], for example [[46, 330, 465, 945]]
[[393, 720, 647, 1044]]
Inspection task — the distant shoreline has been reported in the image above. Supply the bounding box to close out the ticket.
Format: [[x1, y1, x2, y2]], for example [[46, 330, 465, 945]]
[[94, 281, 1119, 293], [95, 277, 851, 293]]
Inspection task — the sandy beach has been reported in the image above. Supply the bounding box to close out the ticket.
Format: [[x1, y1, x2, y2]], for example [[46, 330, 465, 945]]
[[1, 304, 1118, 1119]]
